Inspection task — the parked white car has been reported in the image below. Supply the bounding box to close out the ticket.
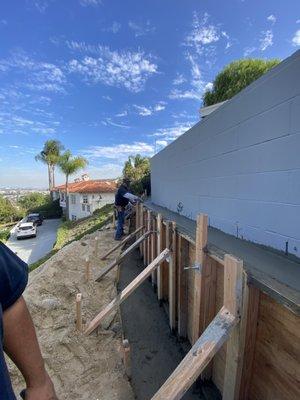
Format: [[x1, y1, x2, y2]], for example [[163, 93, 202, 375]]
[[16, 222, 37, 239]]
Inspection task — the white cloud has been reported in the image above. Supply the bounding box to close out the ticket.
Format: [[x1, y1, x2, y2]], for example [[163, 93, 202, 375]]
[[169, 54, 206, 101], [101, 118, 130, 129], [103, 21, 121, 34], [102, 95, 112, 101], [79, 0, 102, 6], [259, 30, 273, 51], [150, 122, 193, 142], [0, 51, 66, 93], [128, 20, 156, 37], [297, 19, 300, 24], [67, 45, 157, 92], [204, 82, 213, 92], [156, 140, 168, 147], [115, 110, 128, 117], [31, 0, 52, 13], [292, 30, 300, 46], [154, 102, 166, 112], [134, 105, 152, 116], [185, 12, 220, 54], [83, 142, 154, 161], [85, 163, 122, 179], [243, 46, 256, 57], [267, 14, 277, 24], [134, 102, 166, 116], [173, 74, 186, 85]]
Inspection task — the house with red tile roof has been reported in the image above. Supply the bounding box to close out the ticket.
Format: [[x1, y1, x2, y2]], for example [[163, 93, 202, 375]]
[[52, 174, 117, 221]]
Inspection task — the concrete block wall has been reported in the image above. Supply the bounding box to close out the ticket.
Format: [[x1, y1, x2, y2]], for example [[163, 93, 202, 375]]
[[151, 50, 300, 257]]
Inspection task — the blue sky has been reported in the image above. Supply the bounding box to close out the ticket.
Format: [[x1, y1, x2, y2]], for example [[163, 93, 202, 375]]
[[0, 0, 299, 188]]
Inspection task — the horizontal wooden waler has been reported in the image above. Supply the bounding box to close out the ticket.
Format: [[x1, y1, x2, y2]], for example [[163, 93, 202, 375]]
[[85, 248, 170, 335]]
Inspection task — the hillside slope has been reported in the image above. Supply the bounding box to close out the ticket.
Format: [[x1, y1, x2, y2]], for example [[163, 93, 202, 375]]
[[8, 223, 134, 400]]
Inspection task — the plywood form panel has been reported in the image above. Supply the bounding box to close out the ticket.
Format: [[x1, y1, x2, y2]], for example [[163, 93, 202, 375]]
[[249, 293, 300, 400]]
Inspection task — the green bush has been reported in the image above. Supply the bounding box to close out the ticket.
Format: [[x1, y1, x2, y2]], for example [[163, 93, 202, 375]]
[[0, 229, 10, 242], [30, 199, 62, 219]]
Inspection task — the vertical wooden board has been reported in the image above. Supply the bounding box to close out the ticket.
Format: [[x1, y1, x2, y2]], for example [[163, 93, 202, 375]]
[[157, 214, 163, 300], [201, 256, 217, 380], [151, 217, 157, 286], [177, 235, 189, 338], [192, 214, 208, 344], [249, 293, 300, 400], [162, 222, 169, 301], [169, 222, 177, 331], [187, 244, 195, 344], [238, 286, 260, 400], [212, 262, 226, 393]]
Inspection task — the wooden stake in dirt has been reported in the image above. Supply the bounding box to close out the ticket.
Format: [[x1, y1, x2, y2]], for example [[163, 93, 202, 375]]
[[94, 236, 100, 258], [85, 257, 91, 282], [85, 248, 170, 335], [122, 339, 132, 379], [76, 293, 83, 332], [169, 221, 176, 331], [112, 210, 116, 228]]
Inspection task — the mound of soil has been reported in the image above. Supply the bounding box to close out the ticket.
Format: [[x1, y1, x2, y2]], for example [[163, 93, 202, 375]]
[[8, 226, 134, 400]]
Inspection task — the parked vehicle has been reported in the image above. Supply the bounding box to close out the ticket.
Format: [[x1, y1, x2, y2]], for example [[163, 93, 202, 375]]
[[16, 222, 37, 239], [26, 213, 43, 226]]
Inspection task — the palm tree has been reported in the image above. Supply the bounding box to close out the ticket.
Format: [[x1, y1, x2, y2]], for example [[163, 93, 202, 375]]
[[35, 140, 64, 193], [58, 150, 88, 219]]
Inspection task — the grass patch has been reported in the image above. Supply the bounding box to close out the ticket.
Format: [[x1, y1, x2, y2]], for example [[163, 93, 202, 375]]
[[29, 203, 114, 272], [0, 228, 11, 243]]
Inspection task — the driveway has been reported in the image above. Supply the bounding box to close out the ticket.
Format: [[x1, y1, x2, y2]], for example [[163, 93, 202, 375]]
[[7, 219, 61, 265]]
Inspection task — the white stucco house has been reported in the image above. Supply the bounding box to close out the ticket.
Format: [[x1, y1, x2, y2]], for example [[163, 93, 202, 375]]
[[52, 175, 117, 221]]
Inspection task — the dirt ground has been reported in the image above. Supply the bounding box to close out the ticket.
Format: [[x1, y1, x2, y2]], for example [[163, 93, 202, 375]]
[[8, 225, 135, 400]]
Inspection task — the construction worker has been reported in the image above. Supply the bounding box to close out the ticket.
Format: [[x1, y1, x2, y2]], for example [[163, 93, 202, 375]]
[[114, 178, 141, 240], [0, 242, 58, 400]]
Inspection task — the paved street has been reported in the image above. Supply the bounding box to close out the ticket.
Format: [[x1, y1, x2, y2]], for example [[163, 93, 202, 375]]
[[7, 219, 61, 265]]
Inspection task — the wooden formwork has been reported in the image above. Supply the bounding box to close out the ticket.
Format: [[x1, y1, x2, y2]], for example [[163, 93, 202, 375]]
[[137, 203, 300, 400]]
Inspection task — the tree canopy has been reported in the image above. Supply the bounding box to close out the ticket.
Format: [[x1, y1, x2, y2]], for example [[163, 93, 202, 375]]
[[123, 154, 150, 195], [58, 150, 88, 186], [203, 58, 280, 107]]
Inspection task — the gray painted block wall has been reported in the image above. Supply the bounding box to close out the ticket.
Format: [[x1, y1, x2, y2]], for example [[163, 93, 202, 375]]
[[151, 50, 300, 257]]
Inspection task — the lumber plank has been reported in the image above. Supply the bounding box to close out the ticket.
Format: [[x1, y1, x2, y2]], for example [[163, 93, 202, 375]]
[[151, 307, 236, 400], [151, 215, 157, 286], [85, 248, 170, 335], [95, 231, 151, 282], [157, 213, 163, 301], [177, 235, 189, 338], [147, 210, 151, 266], [192, 214, 208, 344], [222, 254, 245, 400], [169, 221, 176, 331], [100, 226, 144, 260], [238, 286, 260, 400]]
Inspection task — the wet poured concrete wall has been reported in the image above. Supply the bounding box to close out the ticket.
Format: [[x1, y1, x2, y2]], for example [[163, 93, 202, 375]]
[[151, 50, 300, 257]]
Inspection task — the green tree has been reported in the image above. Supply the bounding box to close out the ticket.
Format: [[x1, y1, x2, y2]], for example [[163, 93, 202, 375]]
[[0, 196, 22, 223], [203, 58, 280, 106], [17, 192, 49, 212], [35, 140, 64, 193], [123, 154, 150, 195], [58, 150, 88, 219]]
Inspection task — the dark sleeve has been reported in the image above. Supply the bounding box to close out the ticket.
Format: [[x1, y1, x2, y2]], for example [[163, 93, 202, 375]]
[[0, 243, 28, 311], [118, 186, 127, 197]]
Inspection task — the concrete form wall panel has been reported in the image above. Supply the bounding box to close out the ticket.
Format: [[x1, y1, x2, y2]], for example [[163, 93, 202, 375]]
[[151, 51, 300, 256]]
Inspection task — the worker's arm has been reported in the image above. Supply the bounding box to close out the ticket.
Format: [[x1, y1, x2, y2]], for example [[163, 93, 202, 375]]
[[3, 296, 58, 400], [123, 192, 141, 203]]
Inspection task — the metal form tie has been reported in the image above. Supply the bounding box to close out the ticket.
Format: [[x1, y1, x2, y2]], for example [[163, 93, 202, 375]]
[[184, 262, 202, 272]]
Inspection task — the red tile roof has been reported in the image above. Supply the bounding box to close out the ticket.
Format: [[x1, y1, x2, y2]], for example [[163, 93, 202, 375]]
[[53, 179, 117, 194]]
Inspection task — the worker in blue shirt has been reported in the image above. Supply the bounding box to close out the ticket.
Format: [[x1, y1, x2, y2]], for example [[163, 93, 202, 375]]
[[114, 178, 141, 240], [0, 242, 57, 399]]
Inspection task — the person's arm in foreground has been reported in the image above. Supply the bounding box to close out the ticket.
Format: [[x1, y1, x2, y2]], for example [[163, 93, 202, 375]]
[[3, 296, 58, 400]]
